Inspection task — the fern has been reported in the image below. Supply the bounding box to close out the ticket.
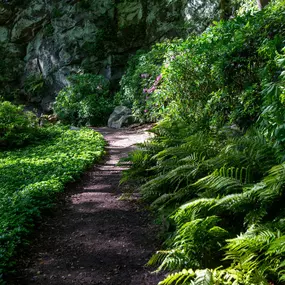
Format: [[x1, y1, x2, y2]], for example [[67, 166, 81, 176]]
[[194, 269, 214, 285], [159, 268, 241, 285], [158, 268, 196, 285], [193, 169, 244, 197], [121, 116, 282, 283], [259, 162, 285, 203], [173, 199, 217, 226], [223, 225, 285, 283], [150, 216, 228, 272]]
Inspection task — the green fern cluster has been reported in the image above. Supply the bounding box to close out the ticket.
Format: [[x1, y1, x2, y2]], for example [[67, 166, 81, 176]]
[[122, 119, 285, 284], [120, 1, 285, 284]]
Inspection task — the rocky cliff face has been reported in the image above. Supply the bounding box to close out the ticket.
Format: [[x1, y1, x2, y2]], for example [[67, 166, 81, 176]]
[[0, 0, 219, 112]]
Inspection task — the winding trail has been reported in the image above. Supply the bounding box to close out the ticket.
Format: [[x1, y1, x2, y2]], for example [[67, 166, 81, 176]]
[[9, 126, 162, 285]]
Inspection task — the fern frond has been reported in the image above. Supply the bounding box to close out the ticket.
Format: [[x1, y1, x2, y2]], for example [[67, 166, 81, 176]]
[[224, 226, 278, 279], [159, 268, 240, 285], [150, 193, 176, 210], [259, 163, 285, 202], [213, 192, 251, 213], [193, 169, 244, 197], [165, 163, 201, 188], [149, 249, 190, 272], [266, 235, 285, 255], [148, 250, 171, 267], [194, 269, 214, 285], [141, 174, 169, 200], [173, 198, 217, 226], [158, 269, 196, 285]]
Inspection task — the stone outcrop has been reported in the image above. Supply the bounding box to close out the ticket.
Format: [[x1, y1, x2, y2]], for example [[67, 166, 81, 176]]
[[0, 0, 220, 112], [0, 5, 12, 25], [108, 106, 133, 129], [11, 0, 47, 43]]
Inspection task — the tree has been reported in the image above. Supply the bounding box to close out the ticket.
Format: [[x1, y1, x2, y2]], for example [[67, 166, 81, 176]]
[[220, 0, 232, 19]]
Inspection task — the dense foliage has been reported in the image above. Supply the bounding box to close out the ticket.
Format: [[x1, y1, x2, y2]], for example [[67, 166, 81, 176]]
[[121, 1, 285, 284], [0, 126, 105, 279], [118, 0, 284, 132], [115, 45, 169, 122], [0, 44, 24, 102], [54, 73, 114, 127], [0, 101, 40, 148]]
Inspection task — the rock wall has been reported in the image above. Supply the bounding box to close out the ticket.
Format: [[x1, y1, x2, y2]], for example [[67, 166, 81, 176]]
[[0, 0, 220, 112]]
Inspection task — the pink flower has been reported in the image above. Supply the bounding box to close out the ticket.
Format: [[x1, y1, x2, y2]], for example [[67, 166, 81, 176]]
[[140, 73, 150, 78], [143, 88, 148, 93], [153, 74, 162, 87], [148, 86, 156, 93], [156, 74, 162, 82], [144, 109, 148, 113]]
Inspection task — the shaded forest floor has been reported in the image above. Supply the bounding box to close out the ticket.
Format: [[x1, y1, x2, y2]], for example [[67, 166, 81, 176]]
[[7, 126, 163, 285]]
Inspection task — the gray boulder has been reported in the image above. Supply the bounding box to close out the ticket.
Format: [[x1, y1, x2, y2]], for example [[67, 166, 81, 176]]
[[108, 106, 133, 129], [11, 0, 47, 43], [0, 27, 8, 42], [70, 126, 81, 131]]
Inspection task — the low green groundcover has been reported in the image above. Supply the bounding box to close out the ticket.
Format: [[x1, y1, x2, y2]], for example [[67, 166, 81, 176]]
[[0, 126, 105, 278]]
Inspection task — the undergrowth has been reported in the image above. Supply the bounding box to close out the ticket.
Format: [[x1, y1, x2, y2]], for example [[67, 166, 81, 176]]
[[54, 73, 114, 127], [0, 126, 105, 280], [120, 1, 285, 284]]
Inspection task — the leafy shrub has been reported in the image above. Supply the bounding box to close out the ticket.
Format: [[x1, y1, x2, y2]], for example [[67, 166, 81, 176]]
[[54, 74, 113, 126], [259, 47, 285, 147], [0, 126, 105, 279], [234, 0, 259, 15], [163, 3, 284, 129], [0, 101, 38, 148], [23, 74, 45, 102], [116, 43, 171, 122], [121, 1, 285, 284], [119, 0, 284, 130], [124, 118, 285, 284], [0, 44, 24, 101]]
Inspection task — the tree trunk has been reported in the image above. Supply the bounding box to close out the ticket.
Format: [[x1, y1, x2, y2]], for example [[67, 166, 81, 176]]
[[220, 0, 231, 19], [256, 0, 270, 10]]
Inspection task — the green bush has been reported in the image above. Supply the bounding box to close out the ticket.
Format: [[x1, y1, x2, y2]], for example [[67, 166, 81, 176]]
[[0, 101, 38, 148], [116, 43, 171, 122], [23, 74, 45, 103], [0, 126, 105, 278], [121, 1, 285, 284], [0, 45, 24, 102], [54, 74, 114, 126], [119, 0, 284, 130], [124, 119, 285, 284], [259, 48, 285, 147]]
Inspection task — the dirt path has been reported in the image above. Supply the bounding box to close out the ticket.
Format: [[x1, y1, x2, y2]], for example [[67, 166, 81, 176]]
[[8, 126, 162, 285]]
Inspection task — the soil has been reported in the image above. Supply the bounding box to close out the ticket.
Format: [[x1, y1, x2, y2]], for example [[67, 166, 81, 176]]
[[7, 126, 164, 285]]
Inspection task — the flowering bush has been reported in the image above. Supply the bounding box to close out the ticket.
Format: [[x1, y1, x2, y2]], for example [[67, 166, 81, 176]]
[[116, 43, 172, 122], [119, 0, 284, 130]]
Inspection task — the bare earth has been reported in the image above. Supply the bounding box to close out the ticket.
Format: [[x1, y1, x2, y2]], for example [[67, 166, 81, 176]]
[[8, 126, 163, 285]]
